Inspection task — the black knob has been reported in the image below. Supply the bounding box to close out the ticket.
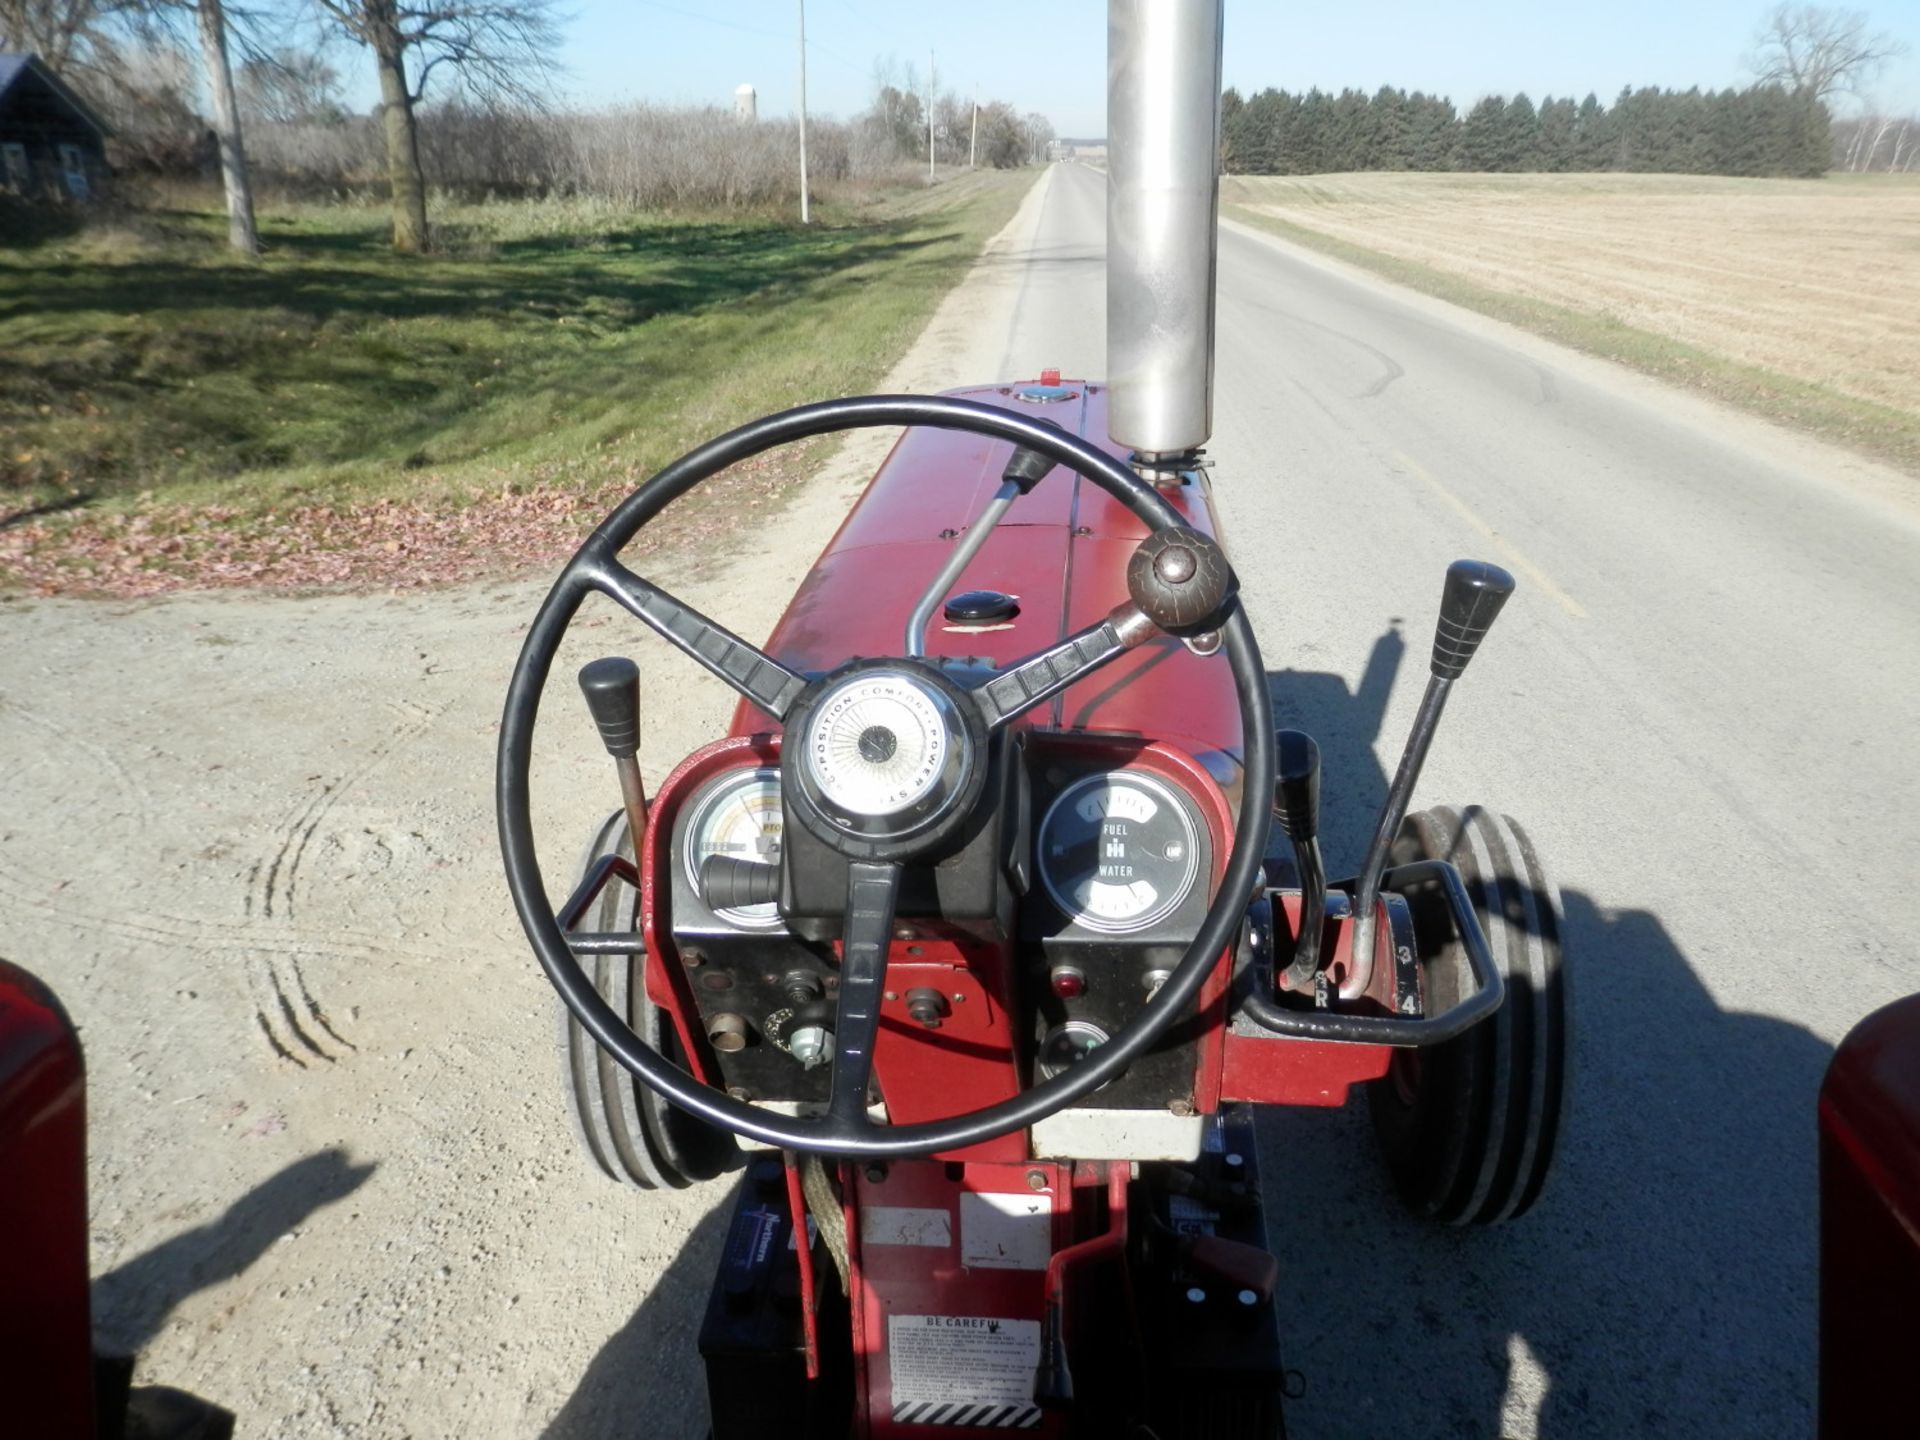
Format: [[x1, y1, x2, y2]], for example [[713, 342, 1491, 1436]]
[[1003, 444, 1055, 492], [1002, 420, 1064, 493], [700, 855, 781, 912], [1126, 527, 1236, 637], [1431, 560, 1516, 680], [577, 656, 641, 759], [1272, 730, 1320, 842]]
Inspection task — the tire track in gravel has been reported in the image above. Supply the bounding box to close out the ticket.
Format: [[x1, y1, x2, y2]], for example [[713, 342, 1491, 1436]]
[[0, 691, 156, 827], [0, 691, 464, 1067], [235, 695, 449, 1064], [0, 859, 455, 967]]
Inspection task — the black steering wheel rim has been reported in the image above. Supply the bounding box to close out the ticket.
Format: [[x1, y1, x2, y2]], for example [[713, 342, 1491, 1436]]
[[498, 393, 1276, 1157]]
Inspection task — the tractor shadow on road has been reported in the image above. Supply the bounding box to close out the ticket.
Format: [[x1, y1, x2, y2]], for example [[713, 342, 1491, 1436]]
[[540, 1201, 731, 1440], [1259, 634, 1832, 1438], [91, 1146, 376, 1354]]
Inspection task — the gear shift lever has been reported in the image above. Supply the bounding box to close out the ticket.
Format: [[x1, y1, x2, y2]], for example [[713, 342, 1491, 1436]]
[[1342, 561, 1514, 1000], [1273, 730, 1328, 993], [578, 656, 650, 855]]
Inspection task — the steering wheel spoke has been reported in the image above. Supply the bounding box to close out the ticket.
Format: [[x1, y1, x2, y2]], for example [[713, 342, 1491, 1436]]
[[972, 607, 1148, 729], [587, 558, 806, 720], [828, 860, 902, 1127]]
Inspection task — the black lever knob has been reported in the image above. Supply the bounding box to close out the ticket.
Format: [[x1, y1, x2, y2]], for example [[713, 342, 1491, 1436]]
[[700, 855, 781, 912], [1002, 418, 1065, 493], [1126, 527, 1236, 637], [1430, 560, 1516, 680], [1272, 730, 1320, 842], [1003, 445, 1055, 492], [577, 656, 641, 759]]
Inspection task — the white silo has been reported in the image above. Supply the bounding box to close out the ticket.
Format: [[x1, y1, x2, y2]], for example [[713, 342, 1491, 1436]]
[[735, 83, 757, 121]]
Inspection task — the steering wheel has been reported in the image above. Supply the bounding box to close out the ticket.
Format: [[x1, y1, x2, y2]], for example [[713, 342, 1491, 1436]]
[[498, 394, 1276, 1157]]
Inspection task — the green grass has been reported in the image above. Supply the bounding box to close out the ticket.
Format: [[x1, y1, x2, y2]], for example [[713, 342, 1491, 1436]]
[[1223, 202, 1920, 478], [0, 174, 1034, 520]]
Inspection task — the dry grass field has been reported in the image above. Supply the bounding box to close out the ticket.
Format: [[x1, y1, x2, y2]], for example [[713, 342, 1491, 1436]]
[[1222, 172, 1920, 469]]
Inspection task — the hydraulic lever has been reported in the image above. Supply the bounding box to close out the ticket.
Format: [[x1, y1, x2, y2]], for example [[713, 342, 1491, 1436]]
[[1273, 730, 1328, 993], [1342, 560, 1514, 1000], [904, 421, 1063, 657], [577, 657, 651, 856]]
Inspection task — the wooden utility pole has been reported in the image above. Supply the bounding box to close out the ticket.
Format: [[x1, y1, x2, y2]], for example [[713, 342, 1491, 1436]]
[[797, 0, 810, 223], [194, 0, 258, 255], [969, 89, 978, 168], [927, 48, 935, 182]]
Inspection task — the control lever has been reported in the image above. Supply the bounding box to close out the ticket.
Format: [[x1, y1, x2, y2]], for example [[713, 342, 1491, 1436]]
[[1342, 560, 1514, 999], [905, 419, 1064, 657], [1272, 730, 1327, 993], [577, 657, 650, 857]]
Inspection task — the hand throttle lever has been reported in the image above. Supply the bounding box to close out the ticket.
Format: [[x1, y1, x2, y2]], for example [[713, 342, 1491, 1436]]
[[1343, 560, 1514, 999], [578, 656, 651, 858]]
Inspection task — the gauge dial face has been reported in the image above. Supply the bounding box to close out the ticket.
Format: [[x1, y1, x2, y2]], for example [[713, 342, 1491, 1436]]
[[1038, 770, 1201, 934], [803, 673, 953, 819], [1039, 1020, 1111, 1079], [683, 768, 784, 928]]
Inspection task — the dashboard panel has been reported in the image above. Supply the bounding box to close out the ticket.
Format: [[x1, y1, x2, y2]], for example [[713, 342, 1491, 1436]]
[[656, 741, 1228, 1118], [1022, 752, 1218, 1112]]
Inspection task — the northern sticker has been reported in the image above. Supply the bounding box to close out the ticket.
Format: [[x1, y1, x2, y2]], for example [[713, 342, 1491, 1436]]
[[1168, 1192, 1218, 1237]]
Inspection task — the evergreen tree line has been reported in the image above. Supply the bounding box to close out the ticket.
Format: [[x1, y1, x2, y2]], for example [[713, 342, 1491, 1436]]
[[1221, 84, 1831, 179]]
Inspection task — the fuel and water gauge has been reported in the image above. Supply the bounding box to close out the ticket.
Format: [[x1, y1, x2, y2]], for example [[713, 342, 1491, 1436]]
[[1037, 770, 1201, 934]]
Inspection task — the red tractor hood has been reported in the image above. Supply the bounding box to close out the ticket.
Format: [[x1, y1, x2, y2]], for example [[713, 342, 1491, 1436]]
[[730, 382, 1244, 780]]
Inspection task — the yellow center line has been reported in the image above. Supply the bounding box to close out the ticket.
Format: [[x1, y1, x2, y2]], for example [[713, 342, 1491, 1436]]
[[1391, 450, 1589, 620]]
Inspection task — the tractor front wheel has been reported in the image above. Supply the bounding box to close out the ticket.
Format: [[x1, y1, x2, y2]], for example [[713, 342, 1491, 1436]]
[[1369, 806, 1569, 1225], [558, 812, 739, 1191]]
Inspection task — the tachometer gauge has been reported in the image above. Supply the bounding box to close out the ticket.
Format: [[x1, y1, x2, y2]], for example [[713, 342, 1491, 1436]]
[[1038, 770, 1201, 934], [683, 768, 785, 929]]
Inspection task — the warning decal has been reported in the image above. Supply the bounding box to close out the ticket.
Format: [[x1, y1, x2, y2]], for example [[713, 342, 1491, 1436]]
[[886, 1314, 1041, 1428]]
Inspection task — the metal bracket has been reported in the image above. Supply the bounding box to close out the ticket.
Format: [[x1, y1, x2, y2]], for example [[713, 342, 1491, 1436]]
[[1233, 859, 1504, 1047]]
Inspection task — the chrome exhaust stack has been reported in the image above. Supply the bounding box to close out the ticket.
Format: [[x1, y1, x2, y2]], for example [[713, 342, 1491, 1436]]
[[1106, 0, 1224, 467]]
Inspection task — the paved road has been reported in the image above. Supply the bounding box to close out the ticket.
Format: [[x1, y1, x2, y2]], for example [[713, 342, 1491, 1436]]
[[1002, 161, 1920, 1438]]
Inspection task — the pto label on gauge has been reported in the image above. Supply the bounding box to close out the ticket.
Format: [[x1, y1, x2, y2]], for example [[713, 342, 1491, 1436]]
[[887, 1315, 1041, 1428]]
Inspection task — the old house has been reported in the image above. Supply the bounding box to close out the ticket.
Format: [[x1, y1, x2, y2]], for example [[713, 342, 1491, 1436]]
[[0, 53, 109, 202]]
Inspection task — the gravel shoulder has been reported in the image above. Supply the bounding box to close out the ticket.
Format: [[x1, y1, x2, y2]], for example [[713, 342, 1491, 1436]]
[[0, 168, 1058, 1438]]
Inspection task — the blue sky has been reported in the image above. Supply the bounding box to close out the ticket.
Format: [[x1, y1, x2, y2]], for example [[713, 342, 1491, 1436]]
[[520, 0, 1920, 135]]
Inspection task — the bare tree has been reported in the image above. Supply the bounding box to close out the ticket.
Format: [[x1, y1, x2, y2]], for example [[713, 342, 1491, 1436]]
[[0, 0, 146, 77], [188, 0, 257, 253], [237, 44, 344, 123], [313, 0, 562, 252], [1837, 107, 1919, 170], [1749, 4, 1909, 103]]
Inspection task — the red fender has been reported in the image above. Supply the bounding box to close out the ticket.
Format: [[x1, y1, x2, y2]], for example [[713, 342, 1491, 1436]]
[[0, 959, 94, 1437], [1819, 993, 1920, 1436]]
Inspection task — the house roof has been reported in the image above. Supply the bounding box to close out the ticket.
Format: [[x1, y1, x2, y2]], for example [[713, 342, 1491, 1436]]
[[0, 53, 110, 141]]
